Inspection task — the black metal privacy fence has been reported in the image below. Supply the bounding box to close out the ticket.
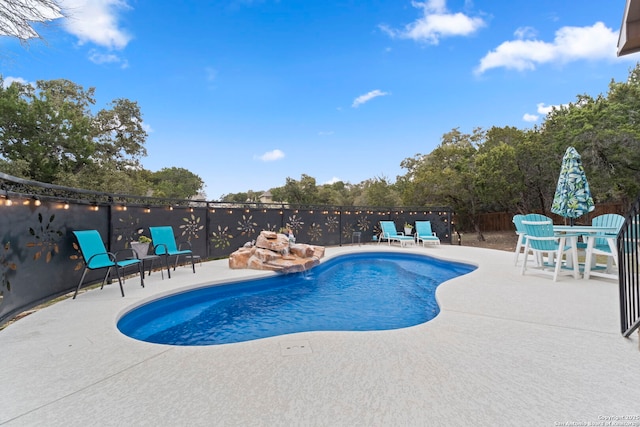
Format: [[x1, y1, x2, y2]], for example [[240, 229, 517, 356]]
[[618, 198, 640, 337], [0, 173, 453, 325]]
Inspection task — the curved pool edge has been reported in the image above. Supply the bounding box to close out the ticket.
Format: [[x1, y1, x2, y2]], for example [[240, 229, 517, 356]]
[[116, 244, 482, 325], [116, 247, 478, 346], [4, 243, 636, 425]]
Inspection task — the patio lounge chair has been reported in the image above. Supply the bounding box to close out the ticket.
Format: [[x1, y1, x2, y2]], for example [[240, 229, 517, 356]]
[[414, 221, 440, 246], [378, 221, 414, 246], [520, 220, 580, 281], [149, 226, 196, 278], [72, 230, 144, 299]]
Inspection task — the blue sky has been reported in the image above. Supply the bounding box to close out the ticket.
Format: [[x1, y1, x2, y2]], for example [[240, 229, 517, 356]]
[[1, 0, 638, 199]]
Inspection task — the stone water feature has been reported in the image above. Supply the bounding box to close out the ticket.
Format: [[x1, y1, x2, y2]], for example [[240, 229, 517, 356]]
[[228, 230, 325, 273]]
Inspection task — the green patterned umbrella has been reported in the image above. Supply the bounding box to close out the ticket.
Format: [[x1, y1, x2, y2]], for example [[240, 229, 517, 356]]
[[551, 146, 595, 224]]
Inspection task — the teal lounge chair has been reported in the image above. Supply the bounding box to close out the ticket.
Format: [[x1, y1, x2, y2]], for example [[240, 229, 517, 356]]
[[414, 221, 440, 246], [149, 226, 196, 278], [378, 221, 414, 246], [72, 230, 144, 299]]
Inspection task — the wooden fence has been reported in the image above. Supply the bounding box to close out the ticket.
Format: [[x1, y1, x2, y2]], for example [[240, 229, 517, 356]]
[[474, 203, 626, 232]]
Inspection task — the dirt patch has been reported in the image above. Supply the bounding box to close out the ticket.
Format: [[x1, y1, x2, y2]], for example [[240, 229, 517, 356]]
[[457, 231, 517, 252]]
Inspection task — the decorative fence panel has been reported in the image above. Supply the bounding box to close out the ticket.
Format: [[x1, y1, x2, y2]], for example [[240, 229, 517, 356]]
[[0, 173, 452, 325]]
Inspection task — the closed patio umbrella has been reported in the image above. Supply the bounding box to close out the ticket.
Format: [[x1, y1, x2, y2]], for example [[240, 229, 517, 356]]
[[551, 146, 595, 225]]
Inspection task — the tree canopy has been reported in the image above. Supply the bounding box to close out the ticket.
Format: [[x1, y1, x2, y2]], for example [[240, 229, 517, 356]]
[[0, 77, 204, 199], [3, 63, 640, 229], [228, 64, 640, 231]]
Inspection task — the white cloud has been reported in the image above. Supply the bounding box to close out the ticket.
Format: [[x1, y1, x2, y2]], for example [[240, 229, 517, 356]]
[[256, 149, 285, 162], [537, 102, 555, 115], [2, 76, 30, 88], [323, 177, 341, 185], [523, 102, 569, 123], [205, 67, 217, 82], [475, 22, 619, 74], [352, 89, 389, 108], [380, 0, 485, 44], [59, 0, 132, 49], [88, 49, 128, 67], [514, 26, 537, 40], [318, 131, 334, 136]]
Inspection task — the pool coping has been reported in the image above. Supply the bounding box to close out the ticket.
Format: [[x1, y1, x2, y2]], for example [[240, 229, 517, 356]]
[[1, 244, 638, 425], [117, 250, 477, 346]]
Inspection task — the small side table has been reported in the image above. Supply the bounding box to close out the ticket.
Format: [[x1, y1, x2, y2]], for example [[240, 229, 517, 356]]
[[352, 232, 362, 246], [139, 255, 162, 279], [187, 255, 202, 267]]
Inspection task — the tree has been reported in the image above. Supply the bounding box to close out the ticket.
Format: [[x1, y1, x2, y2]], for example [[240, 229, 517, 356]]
[[0, 0, 63, 42], [272, 174, 319, 205], [476, 126, 533, 213], [220, 192, 249, 203], [0, 78, 149, 192], [356, 176, 399, 207], [514, 130, 558, 215], [317, 180, 355, 206], [399, 128, 483, 233], [150, 167, 204, 200], [540, 64, 640, 206]]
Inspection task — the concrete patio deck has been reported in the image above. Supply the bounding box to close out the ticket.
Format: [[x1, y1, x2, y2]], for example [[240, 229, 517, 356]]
[[1, 245, 638, 426]]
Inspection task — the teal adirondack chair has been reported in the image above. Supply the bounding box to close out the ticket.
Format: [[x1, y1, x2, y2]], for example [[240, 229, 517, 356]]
[[520, 220, 580, 281], [149, 226, 196, 278], [72, 230, 144, 299], [515, 214, 553, 266], [522, 213, 553, 223], [512, 215, 527, 265], [414, 221, 440, 246], [583, 214, 625, 279], [378, 221, 414, 246]]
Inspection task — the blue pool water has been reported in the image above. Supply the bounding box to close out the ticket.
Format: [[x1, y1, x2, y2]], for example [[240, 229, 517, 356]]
[[117, 252, 475, 345]]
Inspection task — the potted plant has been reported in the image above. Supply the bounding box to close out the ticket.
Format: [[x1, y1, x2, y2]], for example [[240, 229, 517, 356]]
[[404, 222, 414, 235], [131, 235, 152, 258]]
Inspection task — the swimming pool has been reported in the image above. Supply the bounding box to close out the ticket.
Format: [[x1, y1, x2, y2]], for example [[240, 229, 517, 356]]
[[117, 252, 475, 345]]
